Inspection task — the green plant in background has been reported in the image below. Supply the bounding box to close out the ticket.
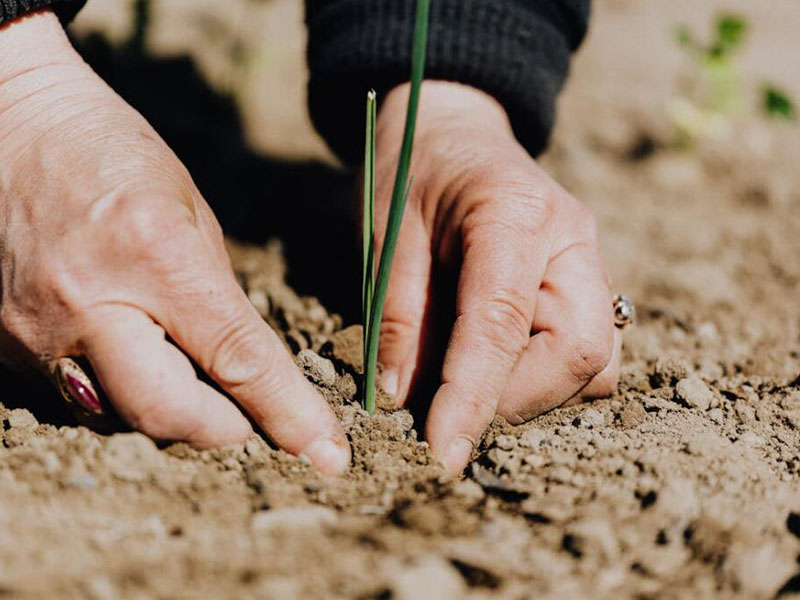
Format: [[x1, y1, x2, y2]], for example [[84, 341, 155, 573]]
[[362, 0, 430, 414], [763, 85, 796, 121], [671, 13, 796, 144]]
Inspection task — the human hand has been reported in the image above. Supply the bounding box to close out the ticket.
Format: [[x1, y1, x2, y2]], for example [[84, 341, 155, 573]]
[[0, 11, 349, 474], [374, 81, 621, 476]]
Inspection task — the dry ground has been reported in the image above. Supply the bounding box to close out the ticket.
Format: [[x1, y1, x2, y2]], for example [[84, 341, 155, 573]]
[[1, 0, 799, 598]]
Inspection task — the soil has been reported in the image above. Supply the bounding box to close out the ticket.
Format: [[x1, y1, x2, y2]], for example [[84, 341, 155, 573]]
[[2, 0, 800, 598]]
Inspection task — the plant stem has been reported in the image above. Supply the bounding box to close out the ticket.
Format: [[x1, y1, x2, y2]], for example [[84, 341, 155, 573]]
[[364, 0, 430, 414], [362, 91, 377, 371]]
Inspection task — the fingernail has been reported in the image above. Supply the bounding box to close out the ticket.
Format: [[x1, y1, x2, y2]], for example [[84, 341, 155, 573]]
[[300, 438, 351, 475], [65, 374, 103, 414], [441, 436, 474, 476], [381, 368, 398, 396]]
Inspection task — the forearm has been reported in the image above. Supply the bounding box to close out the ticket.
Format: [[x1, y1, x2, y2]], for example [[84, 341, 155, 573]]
[[306, 0, 591, 164]]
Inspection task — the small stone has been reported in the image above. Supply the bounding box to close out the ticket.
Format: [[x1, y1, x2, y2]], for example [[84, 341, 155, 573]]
[[651, 357, 692, 387], [296, 349, 337, 387], [103, 433, 163, 483], [4, 427, 33, 447], [251, 506, 337, 532], [519, 428, 546, 449], [675, 376, 714, 411], [578, 408, 605, 428], [708, 407, 724, 424], [390, 556, 465, 600], [523, 453, 546, 468], [6, 409, 37, 430], [619, 399, 646, 428], [494, 434, 517, 450]]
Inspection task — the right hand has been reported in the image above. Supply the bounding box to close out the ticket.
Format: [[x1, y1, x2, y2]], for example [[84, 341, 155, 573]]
[[0, 10, 350, 474]]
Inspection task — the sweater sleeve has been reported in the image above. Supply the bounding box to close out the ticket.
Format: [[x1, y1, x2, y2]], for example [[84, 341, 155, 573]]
[[305, 0, 590, 165], [0, 0, 87, 26]]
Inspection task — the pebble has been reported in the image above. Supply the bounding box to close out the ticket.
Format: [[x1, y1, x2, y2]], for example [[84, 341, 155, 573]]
[[579, 408, 606, 428], [390, 556, 465, 600], [519, 428, 546, 449], [523, 453, 546, 468], [251, 506, 337, 533], [103, 434, 164, 483], [296, 349, 337, 387], [675, 376, 714, 411], [6, 409, 38, 430], [619, 399, 647, 428], [494, 434, 517, 450], [708, 407, 724, 424]]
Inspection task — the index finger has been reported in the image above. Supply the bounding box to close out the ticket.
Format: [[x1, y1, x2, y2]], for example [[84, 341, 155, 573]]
[[426, 204, 549, 475], [148, 238, 351, 475]]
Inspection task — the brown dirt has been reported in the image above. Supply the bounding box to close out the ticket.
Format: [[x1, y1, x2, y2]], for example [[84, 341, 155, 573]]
[[2, 0, 800, 598]]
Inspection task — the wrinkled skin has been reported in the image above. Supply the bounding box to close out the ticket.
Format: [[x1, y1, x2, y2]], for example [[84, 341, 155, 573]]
[[0, 11, 349, 474], [0, 10, 619, 478], [374, 82, 621, 474]]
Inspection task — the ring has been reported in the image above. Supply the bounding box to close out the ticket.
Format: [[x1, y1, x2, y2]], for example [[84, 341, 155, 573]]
[[51, 358, 104, 416], [613, 294, 636, 330]]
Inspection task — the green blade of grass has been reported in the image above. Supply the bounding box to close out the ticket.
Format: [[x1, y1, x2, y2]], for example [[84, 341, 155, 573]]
[[364, 0, 430, 414], [362, 90, 377, 367]]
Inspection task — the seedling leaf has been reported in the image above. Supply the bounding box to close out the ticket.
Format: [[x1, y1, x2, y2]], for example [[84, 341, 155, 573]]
[[362, 90, 377, 367], [363, 0, 430, 414], [763, 86, 796, 121]]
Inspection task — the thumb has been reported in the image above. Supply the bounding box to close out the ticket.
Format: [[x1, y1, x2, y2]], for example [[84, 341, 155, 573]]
[[375, 210, 432, 406]]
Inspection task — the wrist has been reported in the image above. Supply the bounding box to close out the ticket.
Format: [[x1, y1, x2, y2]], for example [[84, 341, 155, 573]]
[[0, 9, 82, 84]]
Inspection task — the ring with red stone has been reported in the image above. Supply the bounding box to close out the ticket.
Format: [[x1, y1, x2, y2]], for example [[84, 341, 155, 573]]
[[51, 358, 104, 416]]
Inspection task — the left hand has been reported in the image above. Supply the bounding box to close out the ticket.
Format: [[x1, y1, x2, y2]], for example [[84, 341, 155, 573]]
[[373, 81, 621, 476]]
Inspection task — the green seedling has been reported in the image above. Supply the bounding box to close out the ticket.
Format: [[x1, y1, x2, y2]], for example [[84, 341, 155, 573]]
[[362, 0, 430, 414], [671, 14, 796, 143], [763, 85, 796, 122]]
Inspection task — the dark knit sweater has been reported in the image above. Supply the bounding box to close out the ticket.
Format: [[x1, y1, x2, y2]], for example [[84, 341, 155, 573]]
[[307, 0, 590, 163], [0, 0, 590, 164]]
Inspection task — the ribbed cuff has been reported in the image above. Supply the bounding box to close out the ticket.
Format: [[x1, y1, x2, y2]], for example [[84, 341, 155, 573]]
[[0, 0, 87, 26], [306, 0, 589, 165]]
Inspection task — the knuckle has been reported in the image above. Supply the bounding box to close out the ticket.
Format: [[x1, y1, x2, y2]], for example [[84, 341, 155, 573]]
[[475, 291, 531, 356], [207, 314, 277, 393], [108, 194, 193, 263], [379, 314, 417, 349], [565, 335, 613, 384]]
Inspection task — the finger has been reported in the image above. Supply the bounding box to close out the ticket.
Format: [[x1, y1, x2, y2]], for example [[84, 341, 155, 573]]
[[575, 326, 622, 401], [426, 212, 549, 475], [82, 307, 253, 448], [156, 259, 351, 475], [498, 244, 615, 423], [375, 210, 434, 405]]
